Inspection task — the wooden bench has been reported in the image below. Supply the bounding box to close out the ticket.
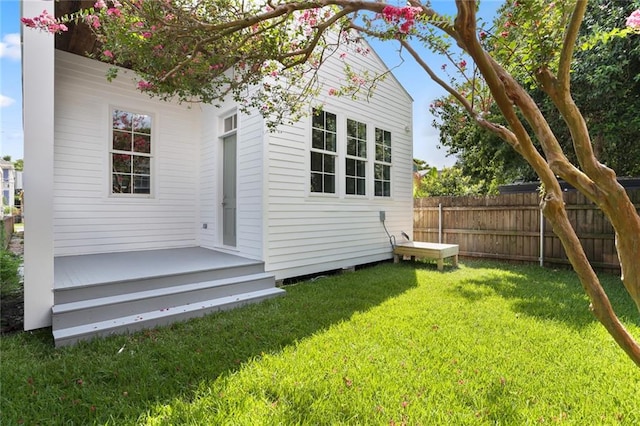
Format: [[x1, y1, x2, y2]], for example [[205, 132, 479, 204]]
[[393, 242, 459, 271]]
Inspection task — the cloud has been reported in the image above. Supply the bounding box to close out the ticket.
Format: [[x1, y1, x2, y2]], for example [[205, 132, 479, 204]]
[[0, 94, 16, 108], [0, 33, 21, 60]]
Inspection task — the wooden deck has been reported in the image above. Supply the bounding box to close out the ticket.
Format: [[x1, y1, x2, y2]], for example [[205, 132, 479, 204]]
[[54, 247, 260, 290], [393, 242, 459, 271], [51, 247, 284, 346]]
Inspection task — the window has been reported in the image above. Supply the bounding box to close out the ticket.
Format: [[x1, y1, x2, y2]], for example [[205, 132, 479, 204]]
[[346, 119, 367, 195], [223, 113, 237, 133], [111, 109, 152, 195], [374, 128, 392, 197], [310, 109, 337, 193]]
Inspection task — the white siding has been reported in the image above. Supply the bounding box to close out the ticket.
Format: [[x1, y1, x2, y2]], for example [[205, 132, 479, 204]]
[[264, 39, 414, 279], [53, 51, 201, 255]]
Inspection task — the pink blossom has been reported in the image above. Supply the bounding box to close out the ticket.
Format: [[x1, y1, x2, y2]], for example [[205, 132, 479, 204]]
[[627, 10, 640, 30], [21, 9, 68, 34], [328, 88, 338, 96], [459, 60, 467, 69], [103, 50, 114, 58], [107, 8, 122, 17], [137, 80, 154, 91], [142, 32, 152, 39], [479, 30, 487, 40], [94, 0, 107, 9], [84, 14, 101, 29], [339, 52, 347, 59]]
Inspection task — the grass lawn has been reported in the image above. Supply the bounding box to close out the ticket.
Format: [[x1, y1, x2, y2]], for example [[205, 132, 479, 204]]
[[1, 260, 639, 425]]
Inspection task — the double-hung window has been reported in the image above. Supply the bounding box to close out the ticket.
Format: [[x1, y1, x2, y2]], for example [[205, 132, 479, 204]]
[[374, 128, 392, 197], [310, 109, 337, 194], [111, 109, 152, 195], [346, 119, 367, 195]]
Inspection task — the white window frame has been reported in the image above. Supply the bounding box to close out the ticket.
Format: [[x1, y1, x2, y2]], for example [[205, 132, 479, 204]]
[[374, 127, 392, 197], [109, 107, 154, 197], [345, 118, 367, 197], [310, 108, 338, 195]]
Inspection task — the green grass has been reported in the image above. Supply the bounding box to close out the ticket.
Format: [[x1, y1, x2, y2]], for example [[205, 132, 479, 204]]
[[0, 249, 21, 297], [1, 260, 639, 425]]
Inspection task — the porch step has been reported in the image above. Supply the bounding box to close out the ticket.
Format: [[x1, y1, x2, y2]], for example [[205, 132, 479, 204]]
[[54, 261, 267, 304], [53, 287, 285, 347]]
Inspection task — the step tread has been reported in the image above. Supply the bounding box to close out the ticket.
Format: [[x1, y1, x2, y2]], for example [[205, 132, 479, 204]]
[[52, 272, 275, 314], [52, 287, 285, 341]]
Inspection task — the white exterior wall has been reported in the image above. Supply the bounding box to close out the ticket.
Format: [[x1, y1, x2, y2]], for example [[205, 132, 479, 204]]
[[53, 51, 201, 256], [264, 41, 414, 279]]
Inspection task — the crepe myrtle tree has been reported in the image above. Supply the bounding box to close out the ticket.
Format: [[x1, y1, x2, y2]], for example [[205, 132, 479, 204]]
[[25, 0, 640, 366]]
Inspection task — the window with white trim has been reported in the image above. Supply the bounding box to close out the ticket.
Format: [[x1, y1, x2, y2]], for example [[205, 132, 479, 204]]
[[374, 128, 392, 197], [310, 109, 337, 193], [111, 109, 152, 195], [346, 118, 367, 196]]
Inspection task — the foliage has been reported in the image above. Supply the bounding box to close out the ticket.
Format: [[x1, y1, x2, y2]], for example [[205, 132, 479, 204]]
[[2, 262, 639, 424], [414, 166, 486, 197], [12, 159, 23, 172], [431, 0, 640, 185], [0, 250, 21, 297]]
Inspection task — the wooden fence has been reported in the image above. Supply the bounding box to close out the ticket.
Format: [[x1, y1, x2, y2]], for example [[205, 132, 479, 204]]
[[1, 216, 14, 250], [413, 188, 640, 272]]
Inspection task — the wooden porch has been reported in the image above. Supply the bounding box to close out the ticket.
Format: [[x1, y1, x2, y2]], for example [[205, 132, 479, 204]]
[[52, 247, 284, 346]]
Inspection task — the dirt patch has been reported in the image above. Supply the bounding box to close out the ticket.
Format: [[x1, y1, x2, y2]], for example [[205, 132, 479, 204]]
[[1, 231, 24, 335]]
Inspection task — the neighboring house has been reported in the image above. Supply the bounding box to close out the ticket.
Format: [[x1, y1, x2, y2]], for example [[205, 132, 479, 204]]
[[22, 1, 414, 346], [0, 159, 16, 216]]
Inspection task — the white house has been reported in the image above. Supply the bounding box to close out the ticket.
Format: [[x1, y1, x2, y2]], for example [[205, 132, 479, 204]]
[[22, 0, 414, 346], [0, 159, 16, 216]]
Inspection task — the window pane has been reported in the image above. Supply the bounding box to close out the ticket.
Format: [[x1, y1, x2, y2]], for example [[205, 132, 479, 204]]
[[374, 163, 383, 179], [346, 158, 355, 176], [113, 110, 133, 131], [133, 156, 150, 174], [113, 174, 131, 193], [357, 179, 366, 195], [324, 174, 335, 193], [312, 109, 324, 129], [133, 113, 151, 134], [384, 146, 392, 163], [326, 112, 337, 132], [113, 131, 131, 151], [312, 130, 324, 150], [311, 152, 322, 172], [347, 138, 357, 156], [133, 135, 151, 153], [383, 164, 390, 180], [358, 122, 366, 138], [346, 177, 355, 194], [326, 132, 336, 152], [347, 119, 357, 138], [375, 144, 384, 161], [383, 182, 391, 196], [310, 173, 322, 192], [375, 180, 382, 196], [356, 160, 366, 177], [324, 155, 335, 173], [133, 175, 151, 194], [113, 154, 131, 173], [358, 140, 367, 158]]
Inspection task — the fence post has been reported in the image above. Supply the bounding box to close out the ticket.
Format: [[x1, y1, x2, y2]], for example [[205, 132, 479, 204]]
[[438, 203, 443, 243]]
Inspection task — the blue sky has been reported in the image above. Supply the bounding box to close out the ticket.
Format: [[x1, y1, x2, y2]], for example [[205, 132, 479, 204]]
[[0, 0, 22, 161], [0, 0, 502, 167]]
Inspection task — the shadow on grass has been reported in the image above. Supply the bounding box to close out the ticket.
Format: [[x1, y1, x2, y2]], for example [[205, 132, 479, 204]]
[[0, 262, 418, 424], [452, 260, 639, 329]]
